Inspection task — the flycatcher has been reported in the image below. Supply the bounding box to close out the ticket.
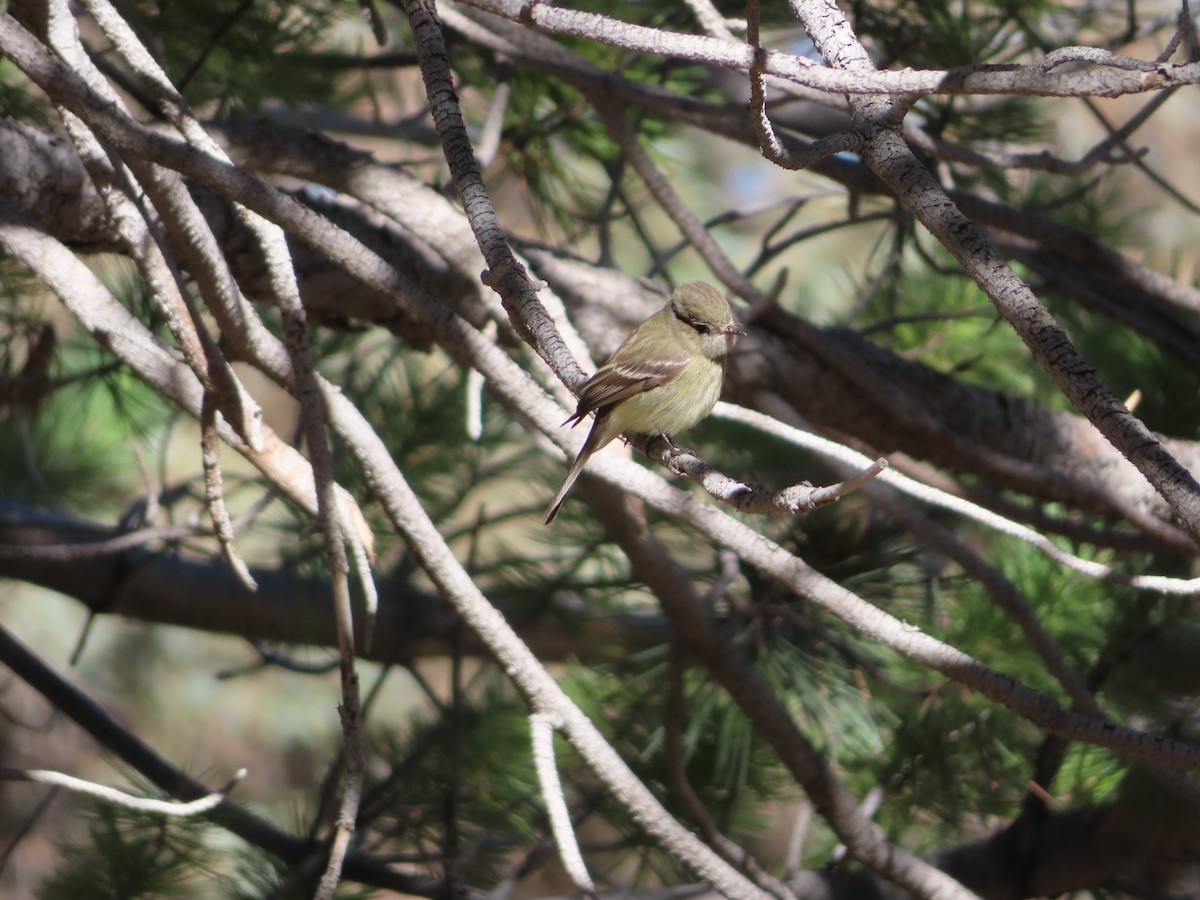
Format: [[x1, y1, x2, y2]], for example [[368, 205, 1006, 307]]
[[545, 281, 745, 523]]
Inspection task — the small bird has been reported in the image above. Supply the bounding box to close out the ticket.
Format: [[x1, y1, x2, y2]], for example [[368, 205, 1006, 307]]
[[545, 281, 746, 523]]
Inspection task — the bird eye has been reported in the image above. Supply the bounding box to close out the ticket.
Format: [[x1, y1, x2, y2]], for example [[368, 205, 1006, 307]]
[[681, 316, 708, 334]]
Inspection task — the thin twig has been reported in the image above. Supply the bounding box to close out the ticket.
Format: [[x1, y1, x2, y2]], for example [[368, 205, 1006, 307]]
[[0, 523, 203, 559], [0, 767, 246, 816], [745, 0, 864, 169], [722, 400, 1200, 596], [530, 713, 595, 894], [200, 393, 257, 591]]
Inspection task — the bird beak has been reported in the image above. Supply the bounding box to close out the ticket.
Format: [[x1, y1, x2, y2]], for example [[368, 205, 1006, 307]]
[[726, 323, 748, 336]]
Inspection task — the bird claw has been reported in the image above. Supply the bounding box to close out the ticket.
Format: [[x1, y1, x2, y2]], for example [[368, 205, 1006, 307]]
[[645, 433, 691, 461]]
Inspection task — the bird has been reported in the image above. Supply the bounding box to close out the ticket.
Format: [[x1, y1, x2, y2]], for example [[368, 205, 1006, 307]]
[[544, 281, 745, 523]]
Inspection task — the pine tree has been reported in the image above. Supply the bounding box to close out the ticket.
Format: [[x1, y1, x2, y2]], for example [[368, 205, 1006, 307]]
[[1, 0, 1200, 896]]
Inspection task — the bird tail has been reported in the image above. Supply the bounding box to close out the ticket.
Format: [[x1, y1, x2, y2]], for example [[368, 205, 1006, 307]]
[[545, 414, 616, 524], [544, 445, 590, 524]]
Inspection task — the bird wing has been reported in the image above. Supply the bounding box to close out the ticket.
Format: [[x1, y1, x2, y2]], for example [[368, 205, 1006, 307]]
[[565, 354, 688, 425], [582, 357, 686, 407]]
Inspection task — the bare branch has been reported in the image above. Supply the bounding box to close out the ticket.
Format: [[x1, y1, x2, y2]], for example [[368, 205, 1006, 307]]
[[0, 767, 246, 817], [745, 0, 865, 170], [398, 0, 580, 387], [200, 394, 257, 592], [530, 713, 595, 895], [630, 432, 886, 515], [452, 0, 1200, 98], [717, 402, 1200, 595]]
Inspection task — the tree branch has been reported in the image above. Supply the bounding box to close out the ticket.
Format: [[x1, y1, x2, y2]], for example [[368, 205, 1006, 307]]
[[453, 0, 1200, 98]]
